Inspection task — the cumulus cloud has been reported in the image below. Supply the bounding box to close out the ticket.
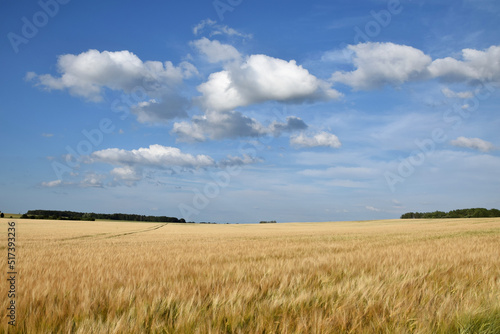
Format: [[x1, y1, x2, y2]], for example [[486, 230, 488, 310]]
[[331, 42, 432, 90], [90, 143, 261, 179], [450, 136, 495, 152], [91, 144, 216, 168], [173, 112, 308, 142], [27, 49, 198, 123], [172, 110, 268, 142], [270, 116, 308, 136], [429, 45, 500, 83], [110, 166, 143, 186], [27, 49, 197, 101], [191, 37, 241, 63], [290, 131, 341, 149], [330, 43, 500, 89], [48, 144, 262, 187], [198, 54, 342, 111], [171, 121, 207, 142]]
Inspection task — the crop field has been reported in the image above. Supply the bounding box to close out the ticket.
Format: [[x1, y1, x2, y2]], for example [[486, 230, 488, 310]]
[[1, 218, 499, 333]]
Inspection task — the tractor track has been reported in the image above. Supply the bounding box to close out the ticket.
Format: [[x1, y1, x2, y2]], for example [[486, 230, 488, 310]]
[[59, 223, 169, 242], [105, 223, 168, 239]]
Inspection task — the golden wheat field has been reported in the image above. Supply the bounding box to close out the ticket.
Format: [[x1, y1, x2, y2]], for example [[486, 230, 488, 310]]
[[1, 218, 499, 333]]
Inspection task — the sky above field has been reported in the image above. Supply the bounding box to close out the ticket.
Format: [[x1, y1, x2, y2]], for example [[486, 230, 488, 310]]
[[1, 0, 499, 223]]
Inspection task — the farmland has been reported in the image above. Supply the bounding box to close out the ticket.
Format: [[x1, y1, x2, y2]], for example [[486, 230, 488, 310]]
[[1, 218, 499, 333]]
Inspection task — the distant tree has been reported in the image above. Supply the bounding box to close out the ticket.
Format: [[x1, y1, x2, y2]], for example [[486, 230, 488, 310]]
[[81, 213, 95, 221], [0, 212, 4, 218], [401, 208, 500, 219], [471, 208, 488, 218], [490, 209, 500, 217], [446, 210, 461, 218]]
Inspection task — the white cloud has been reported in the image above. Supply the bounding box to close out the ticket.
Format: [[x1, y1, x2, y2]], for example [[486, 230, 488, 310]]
[[25, 71, 36, 81], [27, 49, 198, 122], [450, 136, 495, 152], [331, 43, 500, 89], [193, 19, 252, 38], [172, 110, 268, 142], [26, 49, 197, 106], [290, 131, 341, 149], [198, 54, 341, 111], [29, 48, 197, 122], [211, 25, 252, 39], [173, 112, 308, 142], [86, 144, 261, 186], [91, 144, 215, 168], [80, 173, 105, 188], [110, 166, 143, 186], [331, 42, 432, 90], [41, 133, 54, 138], [191, 37, 241, 63], [193, 19, 217, 35], [41, 179, 62, 187], [441, 87, 474, 99], [366, 206, 381, 212], [429, 45, 500, 83], [171, 121, 207, 142]]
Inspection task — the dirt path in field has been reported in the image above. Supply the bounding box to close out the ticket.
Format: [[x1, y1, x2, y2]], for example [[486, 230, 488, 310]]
[[60, 223, 169, 241], [105, 223, 168, 239]]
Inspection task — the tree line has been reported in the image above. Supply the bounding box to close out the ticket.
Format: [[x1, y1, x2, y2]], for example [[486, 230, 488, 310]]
[[21, 210, 188, 223], [401, 208, 500, 219]]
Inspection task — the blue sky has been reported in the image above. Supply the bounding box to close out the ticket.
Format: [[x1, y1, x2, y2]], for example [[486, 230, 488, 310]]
[[1, 0, 499, 223]]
